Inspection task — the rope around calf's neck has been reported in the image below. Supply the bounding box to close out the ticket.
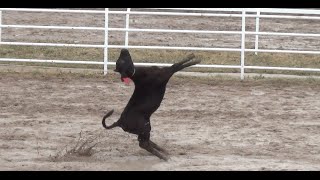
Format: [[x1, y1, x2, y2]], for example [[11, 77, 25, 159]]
[[131, 68, 136, 77]]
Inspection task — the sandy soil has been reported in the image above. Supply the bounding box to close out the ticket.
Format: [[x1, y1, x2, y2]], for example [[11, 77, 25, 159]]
[[1, 72, 320, 171]]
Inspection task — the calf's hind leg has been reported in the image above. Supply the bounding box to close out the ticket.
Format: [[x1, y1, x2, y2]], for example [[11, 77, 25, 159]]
[[138, 133, 169, 161], [149, 140, 169, 155]]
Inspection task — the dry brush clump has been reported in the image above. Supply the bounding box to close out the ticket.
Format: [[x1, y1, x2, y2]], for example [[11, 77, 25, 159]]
[[50, 130, 104, 162]]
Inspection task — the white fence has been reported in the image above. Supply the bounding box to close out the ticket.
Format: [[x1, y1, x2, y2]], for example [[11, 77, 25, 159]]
[[1, 8, 320, 79]]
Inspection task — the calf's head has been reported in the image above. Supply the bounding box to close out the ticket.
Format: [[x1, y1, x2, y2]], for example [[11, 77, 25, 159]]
[[114, 49, 135, 84]]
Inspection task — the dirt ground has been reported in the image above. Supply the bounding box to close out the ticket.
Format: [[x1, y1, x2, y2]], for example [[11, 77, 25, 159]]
[[1, 71, 320, 171]]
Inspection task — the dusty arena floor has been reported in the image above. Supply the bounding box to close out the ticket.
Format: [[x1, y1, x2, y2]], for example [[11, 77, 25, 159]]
[[1, 71, 320, 171]]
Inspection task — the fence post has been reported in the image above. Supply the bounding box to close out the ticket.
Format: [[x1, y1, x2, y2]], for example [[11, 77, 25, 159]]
[[240, 10, 246, 80], [125, 8, 131, 48], [104, 8, 109, 75], [0, 10, 2, 42], [255, 10, 260, 55]]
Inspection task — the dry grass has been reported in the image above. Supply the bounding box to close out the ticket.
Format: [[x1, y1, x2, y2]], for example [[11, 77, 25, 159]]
[[1, 45, 320, 76], [49, 130, 104, 162], [1, 67, 320, 88]]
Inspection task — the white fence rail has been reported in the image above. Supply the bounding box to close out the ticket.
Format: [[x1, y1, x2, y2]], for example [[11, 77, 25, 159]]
[[1, 8, 320, 79]]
